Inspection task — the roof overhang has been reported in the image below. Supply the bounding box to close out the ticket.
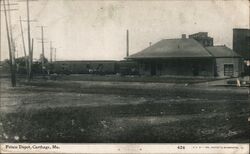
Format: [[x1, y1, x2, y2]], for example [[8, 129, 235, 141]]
[[126, 56, 214, 60]]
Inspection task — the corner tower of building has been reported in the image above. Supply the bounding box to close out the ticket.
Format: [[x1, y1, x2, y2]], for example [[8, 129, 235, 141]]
[[189, 32, 213, 47], [233, 28, 250, 60]]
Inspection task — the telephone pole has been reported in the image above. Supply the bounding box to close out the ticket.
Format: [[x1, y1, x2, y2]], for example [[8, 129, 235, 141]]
[[249, 1, 250, 95], [19, 17, 26, 56], [27, 0, 32, 81], [19, 16, 28, 79], [18, 0, 37, 80], [31, 38, 34, 57], [41, 26, 44, 68], [0, 0, 2, 66], [7, 0, 14, 57], [36, 26, 48, 76], [0, 0, 2, 68], [126, 29, 129, 57], [50, 41, 53, 63], [18, 0, 37, 81], [15, 41, 18, 58], [3, 0, 16, 86], [54, 48, 56, 62], [38, 26, 45, 74], [6, 0, 18, 77]]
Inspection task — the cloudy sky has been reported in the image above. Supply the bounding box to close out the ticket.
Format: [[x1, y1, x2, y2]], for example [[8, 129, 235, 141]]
[[0, 0, 249, 61]]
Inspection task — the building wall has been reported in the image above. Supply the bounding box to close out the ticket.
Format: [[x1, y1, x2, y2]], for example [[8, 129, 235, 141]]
[[117, 60, 139, 75], [138, 62, 151, 76], [215, 58, 243, 77], [138, 59, 215, 77], [233, 29, 250, 60], [53, 61, 116, 74]]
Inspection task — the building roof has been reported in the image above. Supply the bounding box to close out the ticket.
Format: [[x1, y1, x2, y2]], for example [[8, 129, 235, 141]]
[[127, 38, 213, 59], [206, 46, 242, 58], [233, 28, 250, 31]]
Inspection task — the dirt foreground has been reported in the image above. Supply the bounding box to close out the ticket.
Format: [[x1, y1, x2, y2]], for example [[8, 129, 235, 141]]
[[0, 77, 249, 143]]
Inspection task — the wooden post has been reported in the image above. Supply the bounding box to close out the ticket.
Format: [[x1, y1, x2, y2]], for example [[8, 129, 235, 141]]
[[31, 38, 34, 77], [54, 48, 56, 62], [0, 0, 2, 67], [19, 16, 29, 79], [50, 41, 53, 63], [6, 0, 16, 71], [3, 0, 16, 86], [26, 0, 32, 81], [126, 29, 129, 57], [41, 26, 45, 74]]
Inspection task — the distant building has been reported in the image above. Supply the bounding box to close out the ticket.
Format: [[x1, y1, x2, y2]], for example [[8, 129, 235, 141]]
[[233, 28, 250, 60], [127, 35, 243, 78], [0, 62, 2, 71], [189, 32, 213, 47]]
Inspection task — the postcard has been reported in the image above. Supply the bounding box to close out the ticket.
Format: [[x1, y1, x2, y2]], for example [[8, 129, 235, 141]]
[[0, 0, 249, 153]]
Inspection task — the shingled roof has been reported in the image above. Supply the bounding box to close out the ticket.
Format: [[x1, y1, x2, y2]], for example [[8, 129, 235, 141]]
[[205, 46, 242, 58], [127, 38, 213, 59]]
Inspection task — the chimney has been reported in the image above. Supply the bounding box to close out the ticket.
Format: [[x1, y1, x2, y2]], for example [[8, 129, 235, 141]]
[[181, 34, 186, 39], [149, 42, 152, 47]]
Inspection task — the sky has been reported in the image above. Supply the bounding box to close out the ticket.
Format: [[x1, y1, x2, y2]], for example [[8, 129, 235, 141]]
[[0, 0, 249, 61]]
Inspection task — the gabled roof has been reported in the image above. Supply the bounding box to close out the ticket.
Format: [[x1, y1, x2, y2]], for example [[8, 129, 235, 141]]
[[127, 38, 213, 59], [205, 46, 242, 58]]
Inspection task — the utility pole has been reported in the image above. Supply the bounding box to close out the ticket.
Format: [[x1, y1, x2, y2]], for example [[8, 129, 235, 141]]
[[50, 41, 53, 63], [7, 0, 14, 57], [54, 48, 56, 62], [0, 0, 2, 67], [36, 26, 48, 76], [15, 42, 18, 58], [3, 0, 15, 86], [41, 26, 44, 70], [249, 1, 250, 95], [0, 0, 2, 71], [18, 0, 37, 81], [31, 38, 34, 58], [126, 29, 129, 57], [6, 0, 18, 78], [27, 0, 32, 81], [19, 16, 28, 79]]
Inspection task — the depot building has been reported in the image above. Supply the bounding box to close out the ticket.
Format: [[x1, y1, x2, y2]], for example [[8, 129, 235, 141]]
[[127, 33, 244, 78]]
